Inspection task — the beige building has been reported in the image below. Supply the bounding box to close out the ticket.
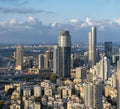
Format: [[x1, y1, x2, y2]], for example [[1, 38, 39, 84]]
[[10, 103, 21, 109], [104, 85, 117, 98], [15, 44, 23, 70], [44, 87, 52, 96], [34, 85, 41, 97], [11, 90, 20, 100]]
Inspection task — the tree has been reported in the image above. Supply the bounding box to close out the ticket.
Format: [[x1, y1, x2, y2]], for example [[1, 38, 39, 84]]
[[0, 101, 4, 109]]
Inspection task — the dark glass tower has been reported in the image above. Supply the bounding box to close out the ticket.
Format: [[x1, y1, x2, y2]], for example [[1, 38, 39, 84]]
[[58, 31, 71, 78], [104, 42, 112, 62]]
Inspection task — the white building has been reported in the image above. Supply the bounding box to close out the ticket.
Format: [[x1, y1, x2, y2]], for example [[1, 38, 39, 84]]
[[41, 80, 51, 88], [53, 45, 59, 74], [96, 55, 110, 81], [88, 26, 97, 67]]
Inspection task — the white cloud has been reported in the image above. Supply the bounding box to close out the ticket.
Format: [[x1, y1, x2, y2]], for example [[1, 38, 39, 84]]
[[28, 16, 36, 23], [70, 19, 78, 23], [113, 18, 120, 25], [0, 17, 120, 43], [85, 17, 93, 26], [9, 18, 16, 25], [51, 22, 57, 27]]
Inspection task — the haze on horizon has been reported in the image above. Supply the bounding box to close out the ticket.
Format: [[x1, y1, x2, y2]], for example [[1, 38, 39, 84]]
[[0, 0, 120, 43]]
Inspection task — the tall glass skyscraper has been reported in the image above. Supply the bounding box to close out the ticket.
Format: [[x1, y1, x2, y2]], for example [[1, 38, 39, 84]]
[[88, 26, 97, 67], [104, 42, 112, 62], [58, 31, 71, 78]]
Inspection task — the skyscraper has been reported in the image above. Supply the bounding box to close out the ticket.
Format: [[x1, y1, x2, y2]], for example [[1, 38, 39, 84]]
[[16, 44, 23, 71], [58, 31, 71, 78], [104, 42, 112, 62], [96, 55, 110, 81], [53, 45, 59, 74], [45, 49, 53, 70], [117, 48, 120, 109], [38, 54, 45, 69], [88, 26, 97, 67]]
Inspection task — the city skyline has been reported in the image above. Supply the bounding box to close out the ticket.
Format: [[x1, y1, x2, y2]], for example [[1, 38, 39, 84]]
[[0, 0, 120, 43]]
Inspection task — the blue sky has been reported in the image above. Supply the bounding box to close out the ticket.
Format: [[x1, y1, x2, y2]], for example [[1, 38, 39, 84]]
[[0, 0, 120, 43]]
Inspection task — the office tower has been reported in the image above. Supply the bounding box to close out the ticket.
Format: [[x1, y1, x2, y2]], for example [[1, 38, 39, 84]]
[[85, 80, 103, 109], [104, 42, 112, 63], [117, 48, 120, 109], [88, 26, 97, 67], [16, 44, 23, 70], [58, 31, 71, 78], [53, 45, 59, 74], [38, 54, 45, 69], [45, 49, 53, 70]]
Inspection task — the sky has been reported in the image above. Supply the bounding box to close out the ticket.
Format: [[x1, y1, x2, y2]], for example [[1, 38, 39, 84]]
[[0, 0, 120, 43]]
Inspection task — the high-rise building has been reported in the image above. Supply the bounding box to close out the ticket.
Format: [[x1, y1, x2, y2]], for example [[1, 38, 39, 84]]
[[96, 55, 110, 81], [58, 31, 71, 78], [38, 54, 45, 69], [53, 45, 59, 74], [15, 44, 23, 70], [45, 49, 53, 70], [88, 26, 97, 67], [117, 48, 120, 109], [85, 80, 103, 109], [104, 42, 112, 62]]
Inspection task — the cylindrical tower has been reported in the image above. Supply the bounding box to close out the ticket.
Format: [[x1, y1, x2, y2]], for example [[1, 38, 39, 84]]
[[58, 31, 71, 78]]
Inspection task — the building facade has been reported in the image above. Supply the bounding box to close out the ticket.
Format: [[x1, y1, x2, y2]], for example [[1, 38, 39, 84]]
[[53, 45, 59, 74], [85, 80, 103, 109], [88, 26, 97, 67], [15, 44, 23, 70], [104, 42, 112, 63], [58, 31, 71, 78]]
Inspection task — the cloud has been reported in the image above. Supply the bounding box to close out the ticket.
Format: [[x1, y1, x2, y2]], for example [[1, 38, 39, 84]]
[[0, 7, 45, 14], [9, 18, 16, 25], [85, 17, 93, 25], [0, 0, 28, 5], [113, 18, 120, 25], [0, 17, 120, 43], [70, 19, 79, 23], [0, 0, 18, 2], [28, 16, 36, 23]]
